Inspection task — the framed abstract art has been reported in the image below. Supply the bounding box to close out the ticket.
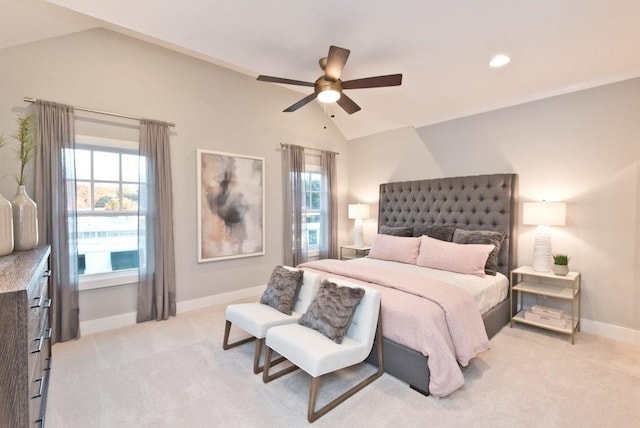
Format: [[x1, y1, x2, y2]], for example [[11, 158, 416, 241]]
[[197, 149, 265, 262]]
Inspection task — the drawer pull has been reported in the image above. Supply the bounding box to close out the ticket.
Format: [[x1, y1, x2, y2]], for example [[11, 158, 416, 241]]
[[44, 357, 51, 371], [31, 336, 44, 354], [32, 377, 45, 399], [44, 298, 52, 309], [30, 296, 43, 309], [43, 269, 52, 278], [45, 327, 53, 339]]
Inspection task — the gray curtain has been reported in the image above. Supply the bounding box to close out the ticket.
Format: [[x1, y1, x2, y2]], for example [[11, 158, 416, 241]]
[[34, 100, 79, 343], [282, 144, 307, 266], [320, 151, 338, 259], [137, 119, 176, 322]]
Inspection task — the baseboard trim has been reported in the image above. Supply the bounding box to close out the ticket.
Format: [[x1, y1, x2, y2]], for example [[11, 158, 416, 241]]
[[581, 318, 640, 345], [79, 285, 264, 336], [80, 311, 137, 336], [176, 285, 264, 313]]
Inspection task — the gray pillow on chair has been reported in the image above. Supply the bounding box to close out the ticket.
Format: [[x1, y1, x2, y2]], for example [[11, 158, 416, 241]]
[[298, 280, 365, 344], [260, 266, 304, 315]]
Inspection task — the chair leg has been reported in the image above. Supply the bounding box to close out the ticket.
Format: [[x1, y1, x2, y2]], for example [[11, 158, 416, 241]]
[[222, 320, 256, 350], [307, 312, 385, 423], [262, 345, 299, 383], [253, 338, 287, 374]]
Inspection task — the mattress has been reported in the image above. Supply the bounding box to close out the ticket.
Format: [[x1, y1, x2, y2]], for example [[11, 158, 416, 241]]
[[343, 257, 509, 314]]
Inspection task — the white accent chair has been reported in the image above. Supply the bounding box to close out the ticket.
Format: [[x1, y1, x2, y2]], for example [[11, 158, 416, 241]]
[[223, 268, 321, 374], [262, 280, 383, 423]]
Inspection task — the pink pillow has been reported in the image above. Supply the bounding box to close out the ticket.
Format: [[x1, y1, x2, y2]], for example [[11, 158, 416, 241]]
[[367, 234, 421, 264], [416, 236, 494, 277]]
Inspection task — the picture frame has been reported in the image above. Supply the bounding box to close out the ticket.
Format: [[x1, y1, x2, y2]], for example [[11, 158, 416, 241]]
[[197, 149, 265, 262]]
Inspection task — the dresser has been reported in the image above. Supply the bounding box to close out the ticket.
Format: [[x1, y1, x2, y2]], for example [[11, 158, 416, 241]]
[[0, 246, 52, 427]]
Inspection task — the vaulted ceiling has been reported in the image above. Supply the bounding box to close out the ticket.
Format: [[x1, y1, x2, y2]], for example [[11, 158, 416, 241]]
[[4, 0, 640, 140]]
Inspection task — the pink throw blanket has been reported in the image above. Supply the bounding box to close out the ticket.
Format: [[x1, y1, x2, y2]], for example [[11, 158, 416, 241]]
[[299, 259, 490, 397]]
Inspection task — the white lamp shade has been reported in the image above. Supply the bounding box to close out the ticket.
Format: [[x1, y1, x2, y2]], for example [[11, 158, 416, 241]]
[[523, 202, 566, 226], [348, 203, 370, 220]]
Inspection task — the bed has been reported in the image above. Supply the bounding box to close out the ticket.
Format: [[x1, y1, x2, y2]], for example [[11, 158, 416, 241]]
[[300, 173, 518, 397]]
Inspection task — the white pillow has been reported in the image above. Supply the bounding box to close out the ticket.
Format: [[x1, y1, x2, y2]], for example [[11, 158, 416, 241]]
[[367, 234, 421, 264], [416, 236, 494, 277]]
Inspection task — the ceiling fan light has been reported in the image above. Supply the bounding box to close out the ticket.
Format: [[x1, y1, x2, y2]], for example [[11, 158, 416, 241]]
[[317, 89, 341, 103], [489, 54, 511, 68]]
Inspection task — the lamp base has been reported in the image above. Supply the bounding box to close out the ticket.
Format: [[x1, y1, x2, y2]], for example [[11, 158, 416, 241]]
[[353, 219, 364, 248], [532, 226, 552, 272]]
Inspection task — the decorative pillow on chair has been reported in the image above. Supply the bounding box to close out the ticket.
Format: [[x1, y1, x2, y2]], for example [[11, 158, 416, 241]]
[[298, 280, 365, 344], [416, 236, 494, 277], [260, 266, 304, 315], [452, 229, 507, 276], [412, 224, 456, 241], [367, 234, 421, 264], [379, 225, 413, 237]]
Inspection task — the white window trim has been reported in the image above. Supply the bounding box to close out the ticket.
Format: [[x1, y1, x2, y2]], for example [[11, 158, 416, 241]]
[[79, 269, 139, 290], [76, 135, 140, 291]]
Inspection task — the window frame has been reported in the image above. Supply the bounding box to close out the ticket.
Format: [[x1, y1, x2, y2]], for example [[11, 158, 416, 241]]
[[75, 135, 141, 291], [303, 155, 322, 258]]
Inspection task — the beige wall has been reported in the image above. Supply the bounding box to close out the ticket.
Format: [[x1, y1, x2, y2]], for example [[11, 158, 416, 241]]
[[0, 29, 349, 323], [348, 78, 640, 336]]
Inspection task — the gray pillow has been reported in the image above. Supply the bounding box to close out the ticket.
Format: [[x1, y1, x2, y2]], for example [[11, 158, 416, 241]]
[[412, 225, 456, 241], [298, 280, 365, 344], [259, 266, 304, 315], [379, 225, 413, 237], [452, 229, 506, 276]]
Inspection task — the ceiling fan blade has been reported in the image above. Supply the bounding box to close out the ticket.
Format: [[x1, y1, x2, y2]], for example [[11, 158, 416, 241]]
[[336, 93, 361, 115], [342, 74, 403, 89], [324, 46, 350, 81], [283, 93, 317, 112], [257, 75, 314, 87]]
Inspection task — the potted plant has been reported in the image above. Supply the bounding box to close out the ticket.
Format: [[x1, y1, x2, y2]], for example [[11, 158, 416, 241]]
[[10, 114, 38, 251], [552, 253, 570, 276]]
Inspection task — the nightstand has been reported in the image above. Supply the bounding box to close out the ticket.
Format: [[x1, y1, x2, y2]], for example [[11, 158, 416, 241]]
[[510, 266, 581, 344], [339, 245, 370, 261]]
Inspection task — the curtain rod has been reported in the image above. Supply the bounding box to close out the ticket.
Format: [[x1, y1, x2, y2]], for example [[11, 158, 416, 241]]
[[279, 143, 339, 155], [23, 97, 175, 127]]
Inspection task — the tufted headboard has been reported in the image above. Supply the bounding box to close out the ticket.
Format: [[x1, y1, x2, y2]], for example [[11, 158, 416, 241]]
[[378, 173, 518, 277]]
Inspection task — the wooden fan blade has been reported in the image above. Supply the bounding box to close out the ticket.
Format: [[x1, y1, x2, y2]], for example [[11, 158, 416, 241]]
[[342, 74, 403, 89], [336, 93, 361, 115], [257, 75, 314, 87], [283, 93, 317, 112], [324, 46, 350, 81]]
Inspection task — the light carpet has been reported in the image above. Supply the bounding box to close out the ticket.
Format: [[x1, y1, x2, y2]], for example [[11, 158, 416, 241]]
[[46, 300, 640, 427]]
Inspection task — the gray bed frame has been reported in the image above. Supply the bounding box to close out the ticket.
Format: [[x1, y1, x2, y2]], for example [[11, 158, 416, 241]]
[[365, 173, 518, 395]]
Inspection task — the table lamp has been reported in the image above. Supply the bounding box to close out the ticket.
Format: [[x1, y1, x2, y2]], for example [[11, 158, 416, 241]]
[[348, 203, 370, 247], [523, 201, 566, 272]]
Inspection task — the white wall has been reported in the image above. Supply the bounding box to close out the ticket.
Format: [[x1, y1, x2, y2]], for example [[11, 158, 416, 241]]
[[0, 29, 349, 325], [348, 78, 640, 340]]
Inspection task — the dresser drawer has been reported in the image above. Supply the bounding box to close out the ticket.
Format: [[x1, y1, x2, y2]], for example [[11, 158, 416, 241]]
[[28, 374, 46, 425]]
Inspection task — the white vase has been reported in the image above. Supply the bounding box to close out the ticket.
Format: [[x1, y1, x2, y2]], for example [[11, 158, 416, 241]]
[[0, 193, 14, 256], [11, 185, 38, 251]]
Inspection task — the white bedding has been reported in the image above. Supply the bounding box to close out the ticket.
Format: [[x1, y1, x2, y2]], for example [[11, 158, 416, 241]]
[[344, 257, 508, 314]]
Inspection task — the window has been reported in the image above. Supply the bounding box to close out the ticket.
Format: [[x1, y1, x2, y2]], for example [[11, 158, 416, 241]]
[[75, 136, 142, 289], [303, 157, 322, 258]]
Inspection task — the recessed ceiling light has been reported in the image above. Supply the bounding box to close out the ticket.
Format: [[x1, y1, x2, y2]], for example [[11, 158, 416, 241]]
[[489, 54, 511, 68]]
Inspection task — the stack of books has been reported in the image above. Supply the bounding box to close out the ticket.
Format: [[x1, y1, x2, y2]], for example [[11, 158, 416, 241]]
[[524, 305, 567, 328]]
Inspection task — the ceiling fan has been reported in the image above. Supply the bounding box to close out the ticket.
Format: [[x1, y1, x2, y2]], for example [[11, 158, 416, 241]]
[[256, 45, 403, 114]]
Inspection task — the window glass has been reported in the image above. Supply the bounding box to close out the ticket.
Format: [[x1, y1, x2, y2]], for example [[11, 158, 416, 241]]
[[75, 142, 142, 276], [93, 151, 120, 181]]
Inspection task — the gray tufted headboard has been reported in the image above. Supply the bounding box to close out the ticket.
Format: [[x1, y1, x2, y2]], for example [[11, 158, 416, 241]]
[[378, 173, 518, 277]]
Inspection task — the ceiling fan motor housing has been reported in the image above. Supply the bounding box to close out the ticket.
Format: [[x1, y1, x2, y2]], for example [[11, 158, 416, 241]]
[[314, 77, 342, 95]]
